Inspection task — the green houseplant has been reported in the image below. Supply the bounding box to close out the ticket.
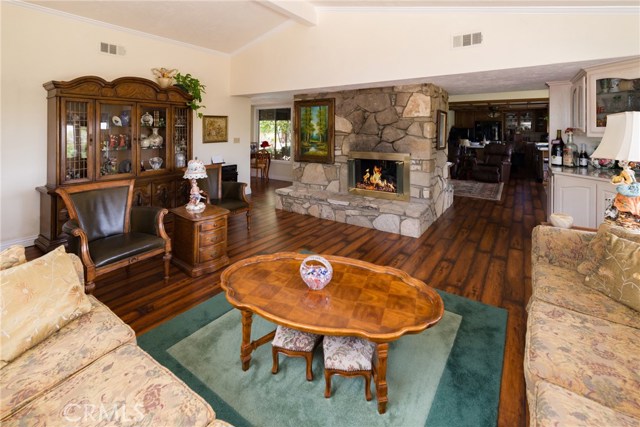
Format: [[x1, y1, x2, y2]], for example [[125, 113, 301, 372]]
[[174, 72, 206, 118]]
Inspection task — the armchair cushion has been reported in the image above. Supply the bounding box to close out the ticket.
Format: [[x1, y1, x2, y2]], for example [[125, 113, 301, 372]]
[[130, 205, 166, 235], [0, 246, 92, 364], [70, 186, 129, 242], [89, 232, 166, 268]]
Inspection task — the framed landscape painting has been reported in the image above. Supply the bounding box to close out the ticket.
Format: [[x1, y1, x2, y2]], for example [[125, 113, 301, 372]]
[[436, 110, 447, 150], [294, 99, 335, 163], [203, 115, 228, 143]]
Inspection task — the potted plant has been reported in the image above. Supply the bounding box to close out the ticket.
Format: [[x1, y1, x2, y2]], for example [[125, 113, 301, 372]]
[[174, 72, 206, 118]]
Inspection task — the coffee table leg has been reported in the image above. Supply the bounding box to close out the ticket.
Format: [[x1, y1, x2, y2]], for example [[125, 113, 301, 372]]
[[240, 310, 253, 371], [375, 342, 389, 414]]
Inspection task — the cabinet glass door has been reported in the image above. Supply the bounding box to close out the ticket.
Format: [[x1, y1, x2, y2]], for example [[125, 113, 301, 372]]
[[138, 105, 168, 174], [173, 107, 189, 168], [62, 100, 93, 183], [594, 78, 640, 128], [97, 102, 134, 178]]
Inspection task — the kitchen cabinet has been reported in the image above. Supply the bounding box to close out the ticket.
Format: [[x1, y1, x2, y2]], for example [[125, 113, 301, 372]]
[[548, 166, 617, 228], [35, 76, 193, 252], [585, 58, 640, 137], [570, 71, 586, 133]]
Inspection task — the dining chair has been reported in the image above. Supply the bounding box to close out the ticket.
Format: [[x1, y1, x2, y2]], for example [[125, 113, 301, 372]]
[[322, 335, 375, 401]]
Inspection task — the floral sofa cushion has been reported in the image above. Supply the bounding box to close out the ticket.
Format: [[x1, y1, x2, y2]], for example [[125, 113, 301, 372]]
[[0, 246, 92, 364], [584, 233, 640, 312], [323, 336, 375, 371], [4, 343, 216, 427], [577, 223, 640, 277], [525, 299, 640, 419], [0, 245, 26, 271], [272, 325, 321, 352], [0, 295, 135, 420], [531, 226, 593, 270], [532, 381, 640, 427], [530, 263, 640, 329]]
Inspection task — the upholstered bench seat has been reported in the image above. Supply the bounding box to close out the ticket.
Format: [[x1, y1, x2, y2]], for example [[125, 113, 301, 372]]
[[272, 325, 322, 381], [323, 336, 375, 401]]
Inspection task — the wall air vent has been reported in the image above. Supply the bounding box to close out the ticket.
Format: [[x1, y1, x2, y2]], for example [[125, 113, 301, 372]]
[[452, 32, 483, 48], [99, 42, 126, 56]]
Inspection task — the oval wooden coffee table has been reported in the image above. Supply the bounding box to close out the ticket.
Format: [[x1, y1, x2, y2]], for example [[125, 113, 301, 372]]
[[220, 252, 444, 414]]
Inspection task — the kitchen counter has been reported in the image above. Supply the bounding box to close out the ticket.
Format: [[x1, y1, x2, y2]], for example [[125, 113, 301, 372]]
[[549, 165, 618, 182]]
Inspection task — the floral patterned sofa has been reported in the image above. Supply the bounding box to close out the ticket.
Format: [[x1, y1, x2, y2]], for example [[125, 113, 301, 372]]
[[526, 225, 640, 427], [0, 245, 230, 426]]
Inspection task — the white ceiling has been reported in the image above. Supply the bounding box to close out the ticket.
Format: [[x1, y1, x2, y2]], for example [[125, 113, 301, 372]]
[[23, 0, 639, 98]]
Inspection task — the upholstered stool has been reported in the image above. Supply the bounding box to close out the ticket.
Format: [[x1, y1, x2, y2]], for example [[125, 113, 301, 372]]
[[323, 336, 376, 401], [271, 325, 322, 381]]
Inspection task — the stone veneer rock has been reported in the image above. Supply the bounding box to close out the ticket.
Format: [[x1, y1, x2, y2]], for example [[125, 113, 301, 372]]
[[276, 84, 454, 238]]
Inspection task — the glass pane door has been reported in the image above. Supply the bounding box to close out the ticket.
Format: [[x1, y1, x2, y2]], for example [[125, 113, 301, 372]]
[[595, 78, 640, 128], [62, 100, 92, 183], [97, 102, 134, 178], [139, 106, 168, 173], [173, 107, 189, 168]]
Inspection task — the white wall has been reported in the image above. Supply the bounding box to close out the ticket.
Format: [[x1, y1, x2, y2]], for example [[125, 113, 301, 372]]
[[231, 9, 640, 96], [0, 3, 251, 248]]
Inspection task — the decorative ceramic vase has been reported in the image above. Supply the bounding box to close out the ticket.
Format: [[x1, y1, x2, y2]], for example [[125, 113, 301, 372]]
[[140, 135, 151, 148], [299, 255, 333, 290], [175, 152, 186, 168], [157, 77, 172, 88], [120, 110, 130, 126], [148, 128, 163, 148]]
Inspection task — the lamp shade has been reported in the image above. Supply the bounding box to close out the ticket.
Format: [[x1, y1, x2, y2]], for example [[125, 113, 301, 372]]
[[590, 112, 640, 161], [183, 159, 207, 180]]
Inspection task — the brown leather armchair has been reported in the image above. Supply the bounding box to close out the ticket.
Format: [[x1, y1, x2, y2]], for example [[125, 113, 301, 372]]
[[56, 179, 171, 294], [199, 164, 252, 229], [471, 143, 512, 183]]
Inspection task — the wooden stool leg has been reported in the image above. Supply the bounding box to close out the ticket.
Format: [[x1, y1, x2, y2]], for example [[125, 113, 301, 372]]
[[271, 347, 279, 375], [324, 370, 332, 398], [305, 352, 314, 381], [364, 373, 372, 401]]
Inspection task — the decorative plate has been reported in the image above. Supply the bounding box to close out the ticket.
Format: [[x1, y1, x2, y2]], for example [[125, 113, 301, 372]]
[[112, 116, 122, 126]]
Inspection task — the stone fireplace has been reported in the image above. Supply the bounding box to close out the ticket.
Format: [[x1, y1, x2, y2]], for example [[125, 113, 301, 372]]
[[275, 83, 453, 238], [348, 151, 410, 201]]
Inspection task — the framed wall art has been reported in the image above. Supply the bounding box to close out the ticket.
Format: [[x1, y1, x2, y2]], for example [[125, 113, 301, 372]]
[[436, 110, 447, 150], [294, 99, 335, 163], [203, 115, 228, 143]]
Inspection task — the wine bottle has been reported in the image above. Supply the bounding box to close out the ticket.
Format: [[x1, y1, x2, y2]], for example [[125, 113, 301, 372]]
[[551, 130, 564, 166], [563, 132, 578, 168], [579, 144, 589, 167]]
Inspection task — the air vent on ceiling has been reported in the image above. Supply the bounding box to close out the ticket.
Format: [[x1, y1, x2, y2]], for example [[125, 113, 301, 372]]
[[100, 42, 126, 56], [453, 32, 483, 48]]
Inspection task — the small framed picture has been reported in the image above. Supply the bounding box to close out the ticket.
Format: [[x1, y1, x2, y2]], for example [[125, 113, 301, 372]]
[[203, 115, 228, 143], [436, 110, 447, 150], [294, 99, 335, 164]]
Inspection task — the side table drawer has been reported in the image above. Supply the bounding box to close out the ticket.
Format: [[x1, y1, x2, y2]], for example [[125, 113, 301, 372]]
[[198, 242, 226, 263], [200, 229, 226, 247], [200, 218, 226, 232]]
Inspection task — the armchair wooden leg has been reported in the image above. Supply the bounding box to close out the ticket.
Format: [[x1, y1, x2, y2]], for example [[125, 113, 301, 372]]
[[246, 211, 252, 230], [163, 253, 171, 280], [85, 281, 96, 295]]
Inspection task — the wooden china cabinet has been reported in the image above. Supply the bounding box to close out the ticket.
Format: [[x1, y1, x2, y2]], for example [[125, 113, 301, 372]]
[[35, 76, 193, 252]]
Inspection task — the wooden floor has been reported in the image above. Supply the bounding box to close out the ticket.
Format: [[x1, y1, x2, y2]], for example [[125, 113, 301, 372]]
[[27, 170, 546, 427]]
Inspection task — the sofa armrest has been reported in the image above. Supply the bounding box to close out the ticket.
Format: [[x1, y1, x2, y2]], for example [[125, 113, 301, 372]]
[[531, 225, 595, 269]]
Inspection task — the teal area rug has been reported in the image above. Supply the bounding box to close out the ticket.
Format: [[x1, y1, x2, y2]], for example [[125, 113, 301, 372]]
[[138, 291, 507, 427]]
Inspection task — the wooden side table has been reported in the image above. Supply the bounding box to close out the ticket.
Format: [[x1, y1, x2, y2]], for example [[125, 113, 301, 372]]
[[170, 205, 230, 277]]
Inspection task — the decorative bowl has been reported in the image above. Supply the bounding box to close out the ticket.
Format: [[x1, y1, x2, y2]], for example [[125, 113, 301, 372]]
[[149, 157, 163, 170], [550, 213, 574, 229], [299, 255, 333, 290]]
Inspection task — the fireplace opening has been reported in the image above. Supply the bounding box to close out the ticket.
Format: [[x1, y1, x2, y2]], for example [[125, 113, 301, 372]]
[[348, 151, 410, 201]]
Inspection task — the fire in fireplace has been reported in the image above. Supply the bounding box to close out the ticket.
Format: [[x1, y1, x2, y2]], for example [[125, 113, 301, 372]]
[[348, 151, 410, 201]]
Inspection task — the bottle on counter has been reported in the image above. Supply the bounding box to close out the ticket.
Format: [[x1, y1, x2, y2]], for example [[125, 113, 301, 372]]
[[563, 131, 578, 168], [551, 129, 564, 166], [579, 144, 589, 168]]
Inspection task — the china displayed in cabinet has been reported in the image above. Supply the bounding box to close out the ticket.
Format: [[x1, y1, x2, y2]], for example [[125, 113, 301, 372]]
[[585, 58, 640, 137], [35, 76, 193, 252]]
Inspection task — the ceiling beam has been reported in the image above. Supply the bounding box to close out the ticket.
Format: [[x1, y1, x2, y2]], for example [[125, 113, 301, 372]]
[[258, 0, 318, 26]]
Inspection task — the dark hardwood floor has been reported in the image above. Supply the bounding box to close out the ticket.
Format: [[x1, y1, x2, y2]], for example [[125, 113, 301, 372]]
[[27, 170, 545, 427]]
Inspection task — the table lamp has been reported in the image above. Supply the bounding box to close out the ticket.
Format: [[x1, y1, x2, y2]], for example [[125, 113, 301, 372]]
[[183, 159, 207, 213], [590, 111, 640, 229]]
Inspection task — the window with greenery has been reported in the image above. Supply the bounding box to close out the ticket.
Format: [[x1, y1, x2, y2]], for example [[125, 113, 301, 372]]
[[258, 108, 291, 160]]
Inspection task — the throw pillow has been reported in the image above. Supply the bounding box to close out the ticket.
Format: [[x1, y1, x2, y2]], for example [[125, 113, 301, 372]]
[[577, 223, 640, 276], [584, 233, 640, 312], [0, 245, 92, 364], [0, 245, 26, 271]]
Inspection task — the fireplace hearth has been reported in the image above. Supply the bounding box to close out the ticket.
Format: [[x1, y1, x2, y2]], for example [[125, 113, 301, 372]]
[[348, 151, 410, 201]]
